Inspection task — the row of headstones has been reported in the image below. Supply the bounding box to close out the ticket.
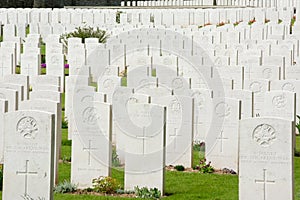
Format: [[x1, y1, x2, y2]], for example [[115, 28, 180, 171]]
[[65, 71, 295, 199], [0, 7, 294, 27], [121, 0, 297, 7], [0, 25, 298, 91], [0, 73, 64, 199], [0, 9, 295, 45], [1, 87, 294, 199], [0, 33, 66, 92]]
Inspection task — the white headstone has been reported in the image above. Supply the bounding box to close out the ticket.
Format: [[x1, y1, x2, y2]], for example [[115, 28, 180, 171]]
[[2, 110, 55, 200], [239, 117, 294, 200]]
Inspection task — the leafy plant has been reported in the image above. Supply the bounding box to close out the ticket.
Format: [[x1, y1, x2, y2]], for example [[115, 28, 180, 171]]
[[195, 159, 214, 173], [248, 18, 256, 25], [174, 165, 185, 171], [116, 189, 135, 194], [60, 26, 108, 45], [296, 115, 300, 135], [134, 186, 161, 199], [112, 146, 121, 167], [92, 176, 120, 194], [292, 16, 296, 26], [62, 155, 71, 163], [193, 141, 205, 152], [216, 22, 226, 27], [54, 180, 77, 193], [62, 119, 68, 129]]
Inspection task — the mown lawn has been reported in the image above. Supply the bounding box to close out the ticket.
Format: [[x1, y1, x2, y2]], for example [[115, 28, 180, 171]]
[[53, 134, 300, 200], [1, 130, 299, 199]]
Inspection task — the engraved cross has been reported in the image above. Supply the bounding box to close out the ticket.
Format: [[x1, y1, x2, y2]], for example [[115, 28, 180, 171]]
[[255, 169, 275, 200], [216, 130, 228, 153], [83, 140, 98, 166], [136, 127, 151, 155], [16, 160, 38, 196]]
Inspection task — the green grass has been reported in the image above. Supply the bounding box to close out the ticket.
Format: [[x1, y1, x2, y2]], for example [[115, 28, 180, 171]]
[[0, 134, 299, 199], [121, 77, 127, 87], [50, 131, 300, 200]]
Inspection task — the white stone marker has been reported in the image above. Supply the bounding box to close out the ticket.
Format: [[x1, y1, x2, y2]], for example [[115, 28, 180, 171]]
[[152, 95, 194, 167], [206, 97, 241, 172], [20, 54, 41, 76], [19, 99, 61, 185], [0, 99, 8, 164], [71, 100, 112, 189], [0, 88, 18, 111], [244, 79, 269, 117], [120, 103, 165, 194], [2, 110, 55, 200], [239, 117, 294, 200], [191, 88, 213, 142], [262, 91, 296, 122], [3, 74, 29, 100]]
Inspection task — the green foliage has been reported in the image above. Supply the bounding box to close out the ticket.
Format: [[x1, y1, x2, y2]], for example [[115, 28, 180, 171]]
[[134, 186, 161, 199], [62, 119, 68, 129], [54, 180, 77, 194], [248, 18, 256, 25], [193, 141, 205, 152], [116, 11, 123, 24], [292, 16, 296, 26], [296, 116, 300, 134], [150, 15, 154, 23], [92, 176, 120, 194], [194, 159, 214, 174], [112, 146, 121, 167], [16, 66, 21, 74], [115, 189, 134, 194], [174, 165, 185, 171], [278, 19, 283, 24], [60, 26, 108, 45]]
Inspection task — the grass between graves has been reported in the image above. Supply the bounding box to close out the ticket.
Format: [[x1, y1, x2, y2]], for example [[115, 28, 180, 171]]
[[52, 133, 300, 199], [1, 131, 299, 199]]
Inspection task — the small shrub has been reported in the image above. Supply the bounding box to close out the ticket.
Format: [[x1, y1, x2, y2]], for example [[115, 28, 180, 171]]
[[92, 176, 120, 194], [193, 141, 205, 152], [116, 189, 135, 194], [112, 146, 121, 167], [54, 180, 77, 193], [62, 155, 71, 163], [248, 18, 256, 25], [60, 26, 108, 45], [174, 165, 185, 171], [216, 22, 225, 27], [134, 186, 161, 199], [195, 159, 214, 173], [222, 168, 237, 174], [62, 119, 68, 129], [295, 150, 300, 157]]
